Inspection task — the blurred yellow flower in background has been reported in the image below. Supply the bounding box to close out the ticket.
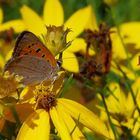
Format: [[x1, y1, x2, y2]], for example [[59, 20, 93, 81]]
[[100, 81, 140, 139], [20, 0, 93, 72]]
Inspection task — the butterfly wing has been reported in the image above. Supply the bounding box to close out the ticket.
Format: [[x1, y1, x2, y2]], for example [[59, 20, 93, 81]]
[[13, 31, 56, 67], [4, 55, 57, 85]]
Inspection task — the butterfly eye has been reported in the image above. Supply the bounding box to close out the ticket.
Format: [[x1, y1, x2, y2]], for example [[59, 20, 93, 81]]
[[56, 60, 62, 67]]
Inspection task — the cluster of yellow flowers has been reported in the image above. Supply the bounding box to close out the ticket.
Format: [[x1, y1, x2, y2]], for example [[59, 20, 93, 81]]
[[0, 0, 140, 140]]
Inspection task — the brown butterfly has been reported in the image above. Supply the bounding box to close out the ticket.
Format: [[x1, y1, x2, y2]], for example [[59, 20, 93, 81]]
[[4, 31, 60, 85]]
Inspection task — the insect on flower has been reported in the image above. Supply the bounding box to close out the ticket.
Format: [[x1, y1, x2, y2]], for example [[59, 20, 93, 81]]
[[3, 26, 70, 86]]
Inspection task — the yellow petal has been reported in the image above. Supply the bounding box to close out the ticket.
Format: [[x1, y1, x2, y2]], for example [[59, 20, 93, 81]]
[[20, 5, 46, 36], [5, 48, 13, 61], [56, 103, 85, 140], [105, 82, 127, 114], [43, 0, 64, 26], [119, 22, 140, 49], [65, 6, 91, 41], [17, 109, 50, 140], [111, 22, 140, 59], [58, 98, 110, 139], [66, 38, 95, 55], [50, 106, 71, 140], [0, 20, 26, 33], [0, 7, 3, 23], [85, 7, 98, 31], [66, 38, 86, 52], [110, 27, 127, 59], [62, 51, 79, 73]]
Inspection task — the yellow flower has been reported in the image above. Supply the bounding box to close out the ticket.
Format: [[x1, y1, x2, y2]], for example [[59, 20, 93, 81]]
[[20, 0, 93, 72], [100, 81, 140, 139], [16, 74, 110, 140]]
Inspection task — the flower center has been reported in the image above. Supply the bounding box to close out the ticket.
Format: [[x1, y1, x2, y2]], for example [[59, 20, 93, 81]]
[[36, 93, 57, 111]]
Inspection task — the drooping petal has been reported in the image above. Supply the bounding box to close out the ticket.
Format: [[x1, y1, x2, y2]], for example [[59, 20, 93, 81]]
[[62, 51, 79, 72], [56, 104, 85, 140], [20, 5, 46, 36], [65, 6, 91, 41], [0, 7, 3, 24], [0, 20, 26, 33], [43, 0, 64, 26], [58, 98, 110, 139], [17, 109, 50, 140], [50, 106, 71, 140]]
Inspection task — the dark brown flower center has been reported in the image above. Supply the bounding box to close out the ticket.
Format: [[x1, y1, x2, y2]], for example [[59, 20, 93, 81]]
[[37, 93, 57, 111]]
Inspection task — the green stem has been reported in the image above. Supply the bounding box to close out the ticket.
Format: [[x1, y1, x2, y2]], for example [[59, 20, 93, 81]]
[[9, 105, 21, 128], [99, 92, 117, 140]]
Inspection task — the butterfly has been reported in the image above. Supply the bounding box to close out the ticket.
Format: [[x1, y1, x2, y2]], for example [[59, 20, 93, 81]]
[[4, 31, 60, 85]]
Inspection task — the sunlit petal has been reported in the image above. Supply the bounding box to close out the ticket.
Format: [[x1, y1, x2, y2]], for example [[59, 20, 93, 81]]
[[50, 106, 71, 140], [43, 0, 64, 26], [65, 6, 91, 41], [0, 7, 3, 24], [58, 98, 110, 138], [17, 109, 50, 140], [0, 20, 26, 33], [62, 51, 79, 72], [56, 104, 85, 140], [20, 5, 46, 36]]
